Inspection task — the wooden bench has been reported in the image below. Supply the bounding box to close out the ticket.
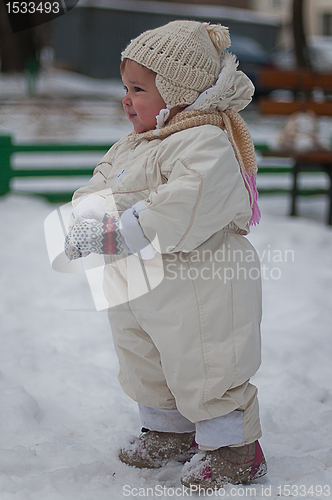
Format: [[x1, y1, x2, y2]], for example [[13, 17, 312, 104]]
[[258, 146, 332, 225], [290, 150, 332, 225], [258, 68, 332, 115]]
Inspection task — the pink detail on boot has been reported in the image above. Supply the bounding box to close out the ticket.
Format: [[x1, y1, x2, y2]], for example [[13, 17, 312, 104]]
[[200, 463, 212, 480], [249, 441, 267, 480]]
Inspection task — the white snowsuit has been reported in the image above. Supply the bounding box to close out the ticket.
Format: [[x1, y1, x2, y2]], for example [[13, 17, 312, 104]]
[[72, 62, 263, 448]]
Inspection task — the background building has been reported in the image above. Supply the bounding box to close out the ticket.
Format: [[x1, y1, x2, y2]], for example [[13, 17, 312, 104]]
[[307, 0, 332, 37], [51, 0, 332, 80], [251, 0, 332, 45], [52, 0, 280, 79]]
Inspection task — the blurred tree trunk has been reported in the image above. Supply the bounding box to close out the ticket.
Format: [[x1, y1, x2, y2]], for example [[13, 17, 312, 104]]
[[0, 1, 50, 73], [292, 0, 311, 70], [0, 0, 24, 71]]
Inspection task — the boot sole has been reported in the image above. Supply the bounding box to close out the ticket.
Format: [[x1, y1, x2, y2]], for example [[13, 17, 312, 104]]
[[119, 446, 197, 469], [181, 459, 267, 489]]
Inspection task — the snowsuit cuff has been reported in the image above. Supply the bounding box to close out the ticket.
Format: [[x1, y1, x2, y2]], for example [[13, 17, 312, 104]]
[[195, 411, 245, 450], [120, 202, 156, 260], [138, 404, 195, 433]]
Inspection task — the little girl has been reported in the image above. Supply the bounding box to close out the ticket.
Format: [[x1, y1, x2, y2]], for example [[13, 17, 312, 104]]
[[65, 20, 267, 489]]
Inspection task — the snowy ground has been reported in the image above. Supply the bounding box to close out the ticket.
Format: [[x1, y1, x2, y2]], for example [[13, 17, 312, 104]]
[[1, 69, 332, 499]]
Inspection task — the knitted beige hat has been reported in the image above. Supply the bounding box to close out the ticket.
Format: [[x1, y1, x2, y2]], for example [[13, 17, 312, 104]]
[[121, 20, 231, 107]]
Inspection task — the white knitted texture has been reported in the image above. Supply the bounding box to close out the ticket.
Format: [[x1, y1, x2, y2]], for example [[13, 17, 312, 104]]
[[121, 20, 225, 106]]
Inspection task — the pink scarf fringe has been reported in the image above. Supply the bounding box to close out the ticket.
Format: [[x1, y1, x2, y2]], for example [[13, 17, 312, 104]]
[[242, 171, 261, 226]]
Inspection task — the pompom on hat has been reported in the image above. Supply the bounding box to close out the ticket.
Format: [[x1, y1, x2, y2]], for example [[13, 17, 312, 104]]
[[121, 20, 231, 107]]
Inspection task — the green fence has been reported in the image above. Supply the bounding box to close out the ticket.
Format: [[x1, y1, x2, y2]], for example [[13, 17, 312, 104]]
[[0, 135, 113, 203], [0, 134, 297, 203], [0, 134, 327, 203], [2, 134, 331, 224]]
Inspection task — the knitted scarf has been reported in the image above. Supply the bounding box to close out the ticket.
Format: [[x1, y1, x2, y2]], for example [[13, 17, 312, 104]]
[[139, 108, 261, 226]]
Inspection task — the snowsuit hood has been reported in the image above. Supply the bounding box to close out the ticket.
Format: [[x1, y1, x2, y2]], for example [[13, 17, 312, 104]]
[[141, 54, 260, 226]]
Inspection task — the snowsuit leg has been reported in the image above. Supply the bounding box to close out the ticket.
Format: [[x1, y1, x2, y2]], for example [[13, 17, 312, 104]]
[[105, 235, 262, 446], [108, 300, 178, 410], [105, 257, 177, 410]]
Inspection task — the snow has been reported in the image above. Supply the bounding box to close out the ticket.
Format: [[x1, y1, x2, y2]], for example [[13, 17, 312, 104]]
[[1, 69, 332, 499], [2, 194, 332, 499]]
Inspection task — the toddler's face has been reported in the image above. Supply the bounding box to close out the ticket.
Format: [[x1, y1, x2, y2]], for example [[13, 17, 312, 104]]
[[122, 60, 166, 134]]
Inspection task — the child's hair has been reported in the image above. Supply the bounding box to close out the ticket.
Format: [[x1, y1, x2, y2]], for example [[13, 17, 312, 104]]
[[120, 58, 156, 76], [120, 20, 231, 107], [119, 59, 127, 75]]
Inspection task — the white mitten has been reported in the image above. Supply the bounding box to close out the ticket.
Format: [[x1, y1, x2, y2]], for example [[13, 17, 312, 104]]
[[68, 195, 105, 229], [65, 215, 130, 261]]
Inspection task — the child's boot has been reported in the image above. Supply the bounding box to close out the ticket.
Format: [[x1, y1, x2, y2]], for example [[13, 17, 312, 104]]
[[181, 440, 267, 488], [119, 427, 197, 468]]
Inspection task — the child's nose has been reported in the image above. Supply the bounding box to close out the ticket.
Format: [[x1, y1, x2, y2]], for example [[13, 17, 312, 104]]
[[122, 94, 131, 106]]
